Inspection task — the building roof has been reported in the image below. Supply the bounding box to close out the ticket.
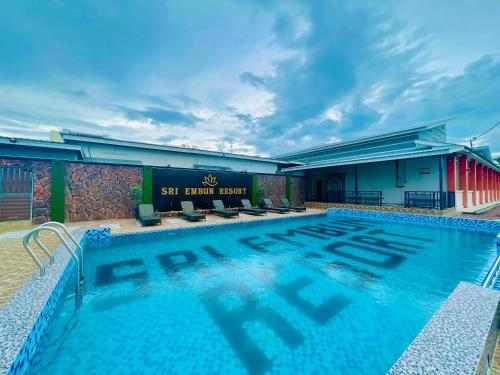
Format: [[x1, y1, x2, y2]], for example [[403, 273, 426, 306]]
[[277, 119, 500, 172], [281, 142, 464, 172], [274, 118, 454, 160], [56, 130, 296, 165], [0, 136, 83, 152]]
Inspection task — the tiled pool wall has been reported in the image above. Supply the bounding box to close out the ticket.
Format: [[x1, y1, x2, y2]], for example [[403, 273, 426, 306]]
[[327, 208, 500, 232], [5, 263, 77, 375], [0, 232, 87, 375]]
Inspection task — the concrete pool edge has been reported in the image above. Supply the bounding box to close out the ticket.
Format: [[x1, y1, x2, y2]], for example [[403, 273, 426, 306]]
[[0, 231, 85, 375], [90, 212, 327, 244], [388, 282, 500, 375]]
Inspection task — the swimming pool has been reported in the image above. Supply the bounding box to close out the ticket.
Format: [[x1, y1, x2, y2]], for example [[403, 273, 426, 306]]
[[25, 214, 497, 374]]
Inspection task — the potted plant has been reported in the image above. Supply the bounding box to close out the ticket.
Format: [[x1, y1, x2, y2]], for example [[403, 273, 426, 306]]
[[257, 184, 266, 207], [131, 186, 143, 218]]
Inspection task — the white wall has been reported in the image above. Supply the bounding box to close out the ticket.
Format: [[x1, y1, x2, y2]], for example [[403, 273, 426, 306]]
[[81, 143, 280, 174], [306, 156, 444, 205], [358, 156, 442, 205]]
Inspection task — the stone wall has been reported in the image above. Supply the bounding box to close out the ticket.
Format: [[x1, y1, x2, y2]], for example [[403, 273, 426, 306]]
[[290, 176, 305, 205], [65, 163, 143, 222], [0, 158, 51, 224], [257, 174, 286, 206]]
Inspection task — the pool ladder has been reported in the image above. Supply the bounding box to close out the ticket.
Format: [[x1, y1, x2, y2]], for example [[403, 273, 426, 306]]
[[482, 255, 500, 290], [23, 222, 84, 298]]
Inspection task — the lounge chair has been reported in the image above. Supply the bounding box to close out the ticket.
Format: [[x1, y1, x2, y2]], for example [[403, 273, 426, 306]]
[[180, 201, 207, 222], [213, 200, 239, 218], [137, 204, 162, 226], [241, 199, 267, 216], [281, 197, 306, 212], [261, 198, 290, 213]]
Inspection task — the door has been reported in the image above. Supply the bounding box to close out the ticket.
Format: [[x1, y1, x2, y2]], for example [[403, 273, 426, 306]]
[[315, 179, 323, 201], [0, 167, 33, 221], [327, 174, 345, 202]]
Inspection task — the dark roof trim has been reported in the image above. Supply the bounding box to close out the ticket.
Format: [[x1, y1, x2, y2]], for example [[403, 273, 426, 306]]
[[0, 136, 83, 153]]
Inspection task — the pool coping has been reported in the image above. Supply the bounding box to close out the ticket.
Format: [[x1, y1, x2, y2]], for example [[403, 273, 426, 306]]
[[83, 212, 327, 246], [387, 282, 499, 375], [0, 231, 84, 375]]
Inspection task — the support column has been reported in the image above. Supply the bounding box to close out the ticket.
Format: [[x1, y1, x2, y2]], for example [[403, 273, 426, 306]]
[[497, 172, 499, 201], [494, 170, 498, 201], [251, 174, 258, 206], [50, 160, 65, 223], [354, 164, 358, 194], [458, 155, 468, 208], [446, 157, 456, 208], [143, 166, 153, 204], [489, 168, 493, 202], [485, 168, 490, 203], [496, 171, 499, 201], [469, 159, 476, 206], [286, 175, 291, 201], [477, 164, 483, 205]]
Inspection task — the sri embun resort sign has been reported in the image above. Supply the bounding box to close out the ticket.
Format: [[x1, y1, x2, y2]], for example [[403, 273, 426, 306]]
[[152, 168, 252, 211]]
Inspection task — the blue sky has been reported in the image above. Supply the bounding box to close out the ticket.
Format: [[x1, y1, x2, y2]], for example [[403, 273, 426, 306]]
[[0, 0, 499, 157]]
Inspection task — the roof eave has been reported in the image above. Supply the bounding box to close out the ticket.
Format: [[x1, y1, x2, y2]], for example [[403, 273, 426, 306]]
[[281, 146, 463, 172], [274, 118, 454, 160]]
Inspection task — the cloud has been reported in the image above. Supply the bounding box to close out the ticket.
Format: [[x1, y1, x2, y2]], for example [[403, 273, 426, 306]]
[[0, 0, 499, 157], [378, 54, 500, 149], [240, 72, 267, 89], [123, 107, 200, 126]]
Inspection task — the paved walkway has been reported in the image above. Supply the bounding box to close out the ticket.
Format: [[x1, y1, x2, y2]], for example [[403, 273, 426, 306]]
[[0, 209, 323, 309], [466, 205, 500, 220]]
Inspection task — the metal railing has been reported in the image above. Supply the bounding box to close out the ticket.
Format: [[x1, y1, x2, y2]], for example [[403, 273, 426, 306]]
[[482, 255, 500, 289], [23, 222, 84, 298], [344, 191, 383, 206], [404, 191, 444, 210]]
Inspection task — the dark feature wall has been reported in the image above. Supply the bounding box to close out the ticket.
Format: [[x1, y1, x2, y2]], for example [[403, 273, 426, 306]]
[[152, 168, 252, 211]]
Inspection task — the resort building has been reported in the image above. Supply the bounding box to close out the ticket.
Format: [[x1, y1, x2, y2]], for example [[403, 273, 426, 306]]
[[277, 119, 500, 212], [1, 120, 500, 375], [49, 130, 293, 174], [0, 119, 499, 224]]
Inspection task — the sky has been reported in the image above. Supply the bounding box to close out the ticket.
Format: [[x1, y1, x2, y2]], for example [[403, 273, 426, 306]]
[[0, 0, 499, 157]]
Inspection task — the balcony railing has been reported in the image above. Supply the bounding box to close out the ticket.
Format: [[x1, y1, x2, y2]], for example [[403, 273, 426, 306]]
[[344, 191, 383, 206], [404, 191, 444, 210]]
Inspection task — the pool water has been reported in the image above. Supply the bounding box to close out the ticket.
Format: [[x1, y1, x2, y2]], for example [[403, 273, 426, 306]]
[[27, 215, 497, 374]]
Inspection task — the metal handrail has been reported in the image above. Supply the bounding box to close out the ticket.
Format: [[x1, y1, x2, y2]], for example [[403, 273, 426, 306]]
[[482, 255, 500, 289], [22, 233, 46, 277], [22, 223, 84, 298], [39, 221, 84, 280]]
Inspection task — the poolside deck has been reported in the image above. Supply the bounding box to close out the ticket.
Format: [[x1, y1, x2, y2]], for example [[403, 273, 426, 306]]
[[0, 208, 324, 309]]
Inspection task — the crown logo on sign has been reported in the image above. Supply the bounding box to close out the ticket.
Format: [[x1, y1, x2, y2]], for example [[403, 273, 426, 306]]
[[202, 175, 218, 187]]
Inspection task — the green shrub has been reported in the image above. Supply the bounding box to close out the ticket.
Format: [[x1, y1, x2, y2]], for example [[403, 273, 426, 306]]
[[131, 186, 143, 206]]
